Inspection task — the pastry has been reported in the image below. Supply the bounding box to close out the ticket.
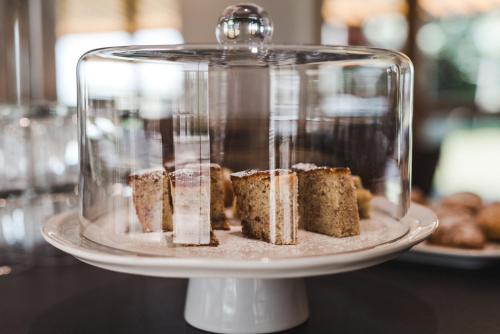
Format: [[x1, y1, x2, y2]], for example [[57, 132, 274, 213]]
[[293, 165, 360, 237], [432, 204, 473, 220], [355, 188, 372, 219], [169, 168, 214, 245], [222, 167, 234, 207], [439, 192, 483, 214], [352, 175, 372, 219], [424, 192, 492, 249], [351, 175, 362, 189], [128, 168, 172, 232], [231, 169, 298, 245], [428, 214, 485, 249], [477, 203, 500, 241]]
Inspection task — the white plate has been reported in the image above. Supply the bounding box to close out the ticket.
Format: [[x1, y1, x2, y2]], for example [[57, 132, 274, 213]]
[[80, 198, 410, 258], [401, 241, 500, 269], [42, 201, 437, 278]]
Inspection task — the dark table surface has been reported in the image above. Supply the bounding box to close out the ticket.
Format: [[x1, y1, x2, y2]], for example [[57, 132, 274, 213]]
[[1, 251, 500, 334]]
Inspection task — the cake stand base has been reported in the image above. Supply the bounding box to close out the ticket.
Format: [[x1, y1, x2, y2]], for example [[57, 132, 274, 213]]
[[42, 204, 438, 333], [185, 278, 309, 333]]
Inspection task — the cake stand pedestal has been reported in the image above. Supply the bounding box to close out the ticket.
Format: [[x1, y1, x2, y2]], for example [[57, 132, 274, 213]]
[[42, 203, 437, 334], [185, 278, 308, 333]]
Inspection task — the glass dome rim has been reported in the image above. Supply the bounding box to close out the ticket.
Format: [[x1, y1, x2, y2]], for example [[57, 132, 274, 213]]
[[77, 43, 412, 67]]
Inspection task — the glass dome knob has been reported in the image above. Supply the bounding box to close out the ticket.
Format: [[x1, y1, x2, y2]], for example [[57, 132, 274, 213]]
[[216, 3, 273, 45]]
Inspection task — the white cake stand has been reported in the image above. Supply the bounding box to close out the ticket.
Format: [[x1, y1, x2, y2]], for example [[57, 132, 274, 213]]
[[42, 202, 437, 334]]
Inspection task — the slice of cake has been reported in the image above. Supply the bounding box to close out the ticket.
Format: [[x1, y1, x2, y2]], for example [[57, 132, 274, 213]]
[[128, 168, 173, 232], [292, 163, 318, 229], [352, 175, 372, 219], [231, 169, 298, 245], [293, 166, 359, 237], [169, 168, 213, 245], [184, 163, 229, 230], [209, 164, 230, 230], [222, 167, 234, 207]]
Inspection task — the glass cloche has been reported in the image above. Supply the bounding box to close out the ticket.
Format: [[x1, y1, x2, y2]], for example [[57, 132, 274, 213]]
[[77, 3, 413, 256]]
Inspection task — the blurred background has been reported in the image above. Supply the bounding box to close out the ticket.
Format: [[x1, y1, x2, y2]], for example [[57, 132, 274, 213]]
[[2, 0, 500, 198], [1, 0, 500, 271]]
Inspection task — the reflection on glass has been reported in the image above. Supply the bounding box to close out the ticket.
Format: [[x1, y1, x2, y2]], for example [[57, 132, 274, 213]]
[[171, 70, 211, 244], [77, 45, 412, 256]]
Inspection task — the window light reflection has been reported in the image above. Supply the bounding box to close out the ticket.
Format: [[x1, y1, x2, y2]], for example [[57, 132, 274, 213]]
[[434, 128, 500, 199]]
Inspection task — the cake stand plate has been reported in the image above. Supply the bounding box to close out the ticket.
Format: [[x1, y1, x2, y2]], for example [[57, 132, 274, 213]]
[[42, 203, 437, 334]]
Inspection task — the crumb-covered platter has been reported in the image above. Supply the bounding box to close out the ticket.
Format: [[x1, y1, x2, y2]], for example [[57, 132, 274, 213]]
[[42, 199, 436, 278]]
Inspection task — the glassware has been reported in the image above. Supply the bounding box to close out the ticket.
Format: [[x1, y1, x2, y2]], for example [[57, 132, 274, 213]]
[[28, 105, 78, 265], [0, 193, 35, 275], [0, 105, 78, 273], [0, 0, 35, 274], [0, 106, 34, 274], [0, 106, 30, 192], [30, 105, 79, 191], [0, 1, 78, 273], [31, 189, 77, 265], [77, 4, 413, 255]]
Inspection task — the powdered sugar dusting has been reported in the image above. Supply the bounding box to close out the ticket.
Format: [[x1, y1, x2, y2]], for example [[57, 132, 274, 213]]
[[291, 163, 317, 172], [81, 200, 410, 260], [129, 167, 165, 178], [231, 169, 293, 179], [230, 169, 260, 178], [170, 169, 202, 179]]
